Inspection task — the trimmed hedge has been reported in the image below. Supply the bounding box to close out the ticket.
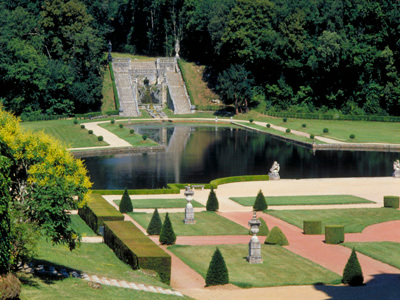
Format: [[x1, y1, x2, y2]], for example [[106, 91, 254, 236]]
[[119, 189, 133, 213], [206, 187, 219, 211], [205, 248, 229, 286], [303, 220, 322, 235], [383, 196, 399, 209], [104, 221, 171, 284], [325, 225, 344, 244], [78, 194, 124, 234], [210, 175, 269, 188], [253, 190, 267, 211], [92, 188, 180, 195], [264, 226, 288, 246], [109, 61, 120, 111], [342, 248, 364, 286]]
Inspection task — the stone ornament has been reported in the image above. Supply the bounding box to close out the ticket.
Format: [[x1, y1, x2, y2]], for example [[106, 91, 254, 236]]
[[183, 186, 195, 224], [247, 211, 263, 264], [268, 161, 280, 180], [393, 160, 400, 178]]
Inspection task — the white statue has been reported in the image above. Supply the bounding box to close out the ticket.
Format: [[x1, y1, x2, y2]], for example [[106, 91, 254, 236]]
[[175, 39, 180, 58], [393, 160, 400, 178], [269, 161, 280, 174]]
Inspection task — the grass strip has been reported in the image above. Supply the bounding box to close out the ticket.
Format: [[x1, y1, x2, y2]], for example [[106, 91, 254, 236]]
[[114, 198, 204, 209], [70, 215, 97, 237]]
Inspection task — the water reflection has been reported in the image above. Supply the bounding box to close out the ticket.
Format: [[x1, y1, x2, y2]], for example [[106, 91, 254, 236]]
[[83, 125, 399, 189]]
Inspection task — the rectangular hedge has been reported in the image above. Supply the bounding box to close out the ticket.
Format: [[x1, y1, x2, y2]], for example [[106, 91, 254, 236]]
[[210, 175, 269, 188], [104, 221, 171, 284], [78, 194, 124, 234], [92, 188, 180, 195]]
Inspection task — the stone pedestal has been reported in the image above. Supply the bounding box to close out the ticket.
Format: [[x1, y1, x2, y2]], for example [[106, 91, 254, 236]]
[[247, 211, 263, 264], [183, 186, 196, 224], [393, 170, 400, 178], [268, 172, 280, 180]]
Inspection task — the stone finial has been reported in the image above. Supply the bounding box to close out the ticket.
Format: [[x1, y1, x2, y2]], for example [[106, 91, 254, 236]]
[[247, 211, 263, 264], [183, 186, 195, 224]]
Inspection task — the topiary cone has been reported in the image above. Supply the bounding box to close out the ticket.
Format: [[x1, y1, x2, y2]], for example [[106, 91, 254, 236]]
[[253, 189, 267, 211], [159, 213, 176, 245], [342, 248, 364, 286], [264, 226, 289, 246], [206, 187, 219, 211], [205, 248, 229, 286], [147, 208, 162, 235], [119, 189, 133, 213]]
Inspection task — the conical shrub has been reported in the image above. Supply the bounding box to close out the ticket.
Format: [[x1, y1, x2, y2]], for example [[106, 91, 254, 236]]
[[206, 187, 219, 211], [205, 248, 229, 286], [253, 190, 267, 211], [264, 226, 289, 246], [342, 248, 364, 286], [119, 189, 133, 213], [249, 217, 269, 236], [159, 213, 176, 245], [147, 208, 162, 235]]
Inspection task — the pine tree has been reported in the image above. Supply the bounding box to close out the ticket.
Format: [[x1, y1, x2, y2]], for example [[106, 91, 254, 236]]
[[205, 248, 229, 286], [342, 248, 364, 286], [147, 208, 162, 235], [206, 187, 219, 211], [264, 226, 289, 246], [159, 213, 176, 245], [119, 189, 133, 213], [253, 190, 267, 211]]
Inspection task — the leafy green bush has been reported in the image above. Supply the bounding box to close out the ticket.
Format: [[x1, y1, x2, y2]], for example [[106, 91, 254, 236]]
[[97, 136, 103, 141], [266, 123, 271, 128], [130, 129, 135, 134], [104, 221, 171, 284], [206, 187, 219, 211], [147, 208, 162, 235], [349, 134, 355, 139], [342, 248, 363, 286], [159, 213, 176, 245], [286, 128, 291, 133], [384, 196, 399, 208], [325, 225, 344, 244], [303, 220, 322, 235], [119, 189, 133, 213], [253, 190, 267, 211], [73, 119, 78, 125], [88, 130, 93, 134], [205, 248, 229, 286], [302, 123, 306, 128], [310, 134, 315, 139], [249, 119, 254, 123], [119, 124, 123, 129], [111, 119, 115, 124], [142, 134, 148, 141], [264, 226, 289, 246], [80, 124, 85, 129], [323, 128, 329, 133], [283, 118, 287, 122]]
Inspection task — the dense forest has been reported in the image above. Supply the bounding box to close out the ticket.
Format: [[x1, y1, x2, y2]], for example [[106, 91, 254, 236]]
[[1, 0, 400, 116]]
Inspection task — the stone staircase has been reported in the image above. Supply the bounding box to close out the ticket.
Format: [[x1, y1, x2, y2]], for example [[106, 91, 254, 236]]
[[166, 72, 191, 114]]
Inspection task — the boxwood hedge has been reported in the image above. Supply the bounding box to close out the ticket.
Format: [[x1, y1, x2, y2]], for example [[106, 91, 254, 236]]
[[383, 196, 400, 209], [325, 225, 344, 244]]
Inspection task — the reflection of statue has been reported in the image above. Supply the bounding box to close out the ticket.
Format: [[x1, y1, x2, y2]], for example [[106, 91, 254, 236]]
[[393, 160, 400, 178], [175, 40, 180, 58], [268, 161, 280, 180]]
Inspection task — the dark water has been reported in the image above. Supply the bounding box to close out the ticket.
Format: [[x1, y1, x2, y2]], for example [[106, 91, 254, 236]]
[[83, 124, 399, 189]]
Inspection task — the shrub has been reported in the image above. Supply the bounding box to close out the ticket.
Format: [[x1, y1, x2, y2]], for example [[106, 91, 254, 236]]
[[285, 128, 291, 133], [98, 136, 103, 141], [0, 273, 21, 300], [130, 129, 135, 134], [159, 213, 176, 245], [257, 217, 269, 236], [266, 123, 271, 128], [303, 220, 322, 235], [73, 119, 78, 125], [323, 128, 329, 133], [88, 130, 93, 134], [249, 119, 253, 123], [350, 134, 355, 139], [283, 118, 287, 122], [209, 175, 269, 188], [342, 248, 364, 286], [325, 225, 344, 244], [142, 134, 148, 141], [253, 190, 267, 211], [80, 124, 85, 129], [119, 189, 133, 213], [206, 187, 219, 211], [119, 124, 123, 129], [111, 119, 115, 124], [264, 226, 289, 246], [205, 248, 229, 286], [302, 123, 306, 128], [383, 196, 399, 209], [147, 208, 162, 235], [310, 134, 315, 139]]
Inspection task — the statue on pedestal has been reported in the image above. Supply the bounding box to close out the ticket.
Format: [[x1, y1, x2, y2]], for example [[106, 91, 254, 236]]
[[268, 161, 280, 180], [393, 160, 400, 178]]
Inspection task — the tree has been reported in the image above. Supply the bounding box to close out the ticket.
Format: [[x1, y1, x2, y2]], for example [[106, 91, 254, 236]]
[[205, 248, 229, 286], [342, 248, 364, 286], [253, 189, 267, 211], [147, 208, 162, 235], [119, 189, 133, 213], [0, 156, 11, 275], [264, 226, 288, 246], [206, 187, 219, 211], [159, 213, 176, 245]]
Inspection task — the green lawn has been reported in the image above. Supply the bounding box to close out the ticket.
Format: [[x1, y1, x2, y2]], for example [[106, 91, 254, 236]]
[[168, 244, 341, 287], [98, 122, 159, 147], [20, 119, 109, 148], [343, 242, 400, 270], [129, 211, 249, 236], [114, 198, 204, 209], [230, 195, 374, 206], [20, 276, 185, 300], [70, 215, 97, 237], [267, 208, 400, 233]]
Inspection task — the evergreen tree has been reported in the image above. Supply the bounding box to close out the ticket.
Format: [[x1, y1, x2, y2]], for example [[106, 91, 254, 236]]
[[205, 248, 229, 286], [159, 213, 176, 245], [253, 190, 267, 211], [147, 208, 162, 235], [206, 187, 219, 211], [119, 189, 133, 213], [342, 248, 364, 286], [264, 226, 289, 246]]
